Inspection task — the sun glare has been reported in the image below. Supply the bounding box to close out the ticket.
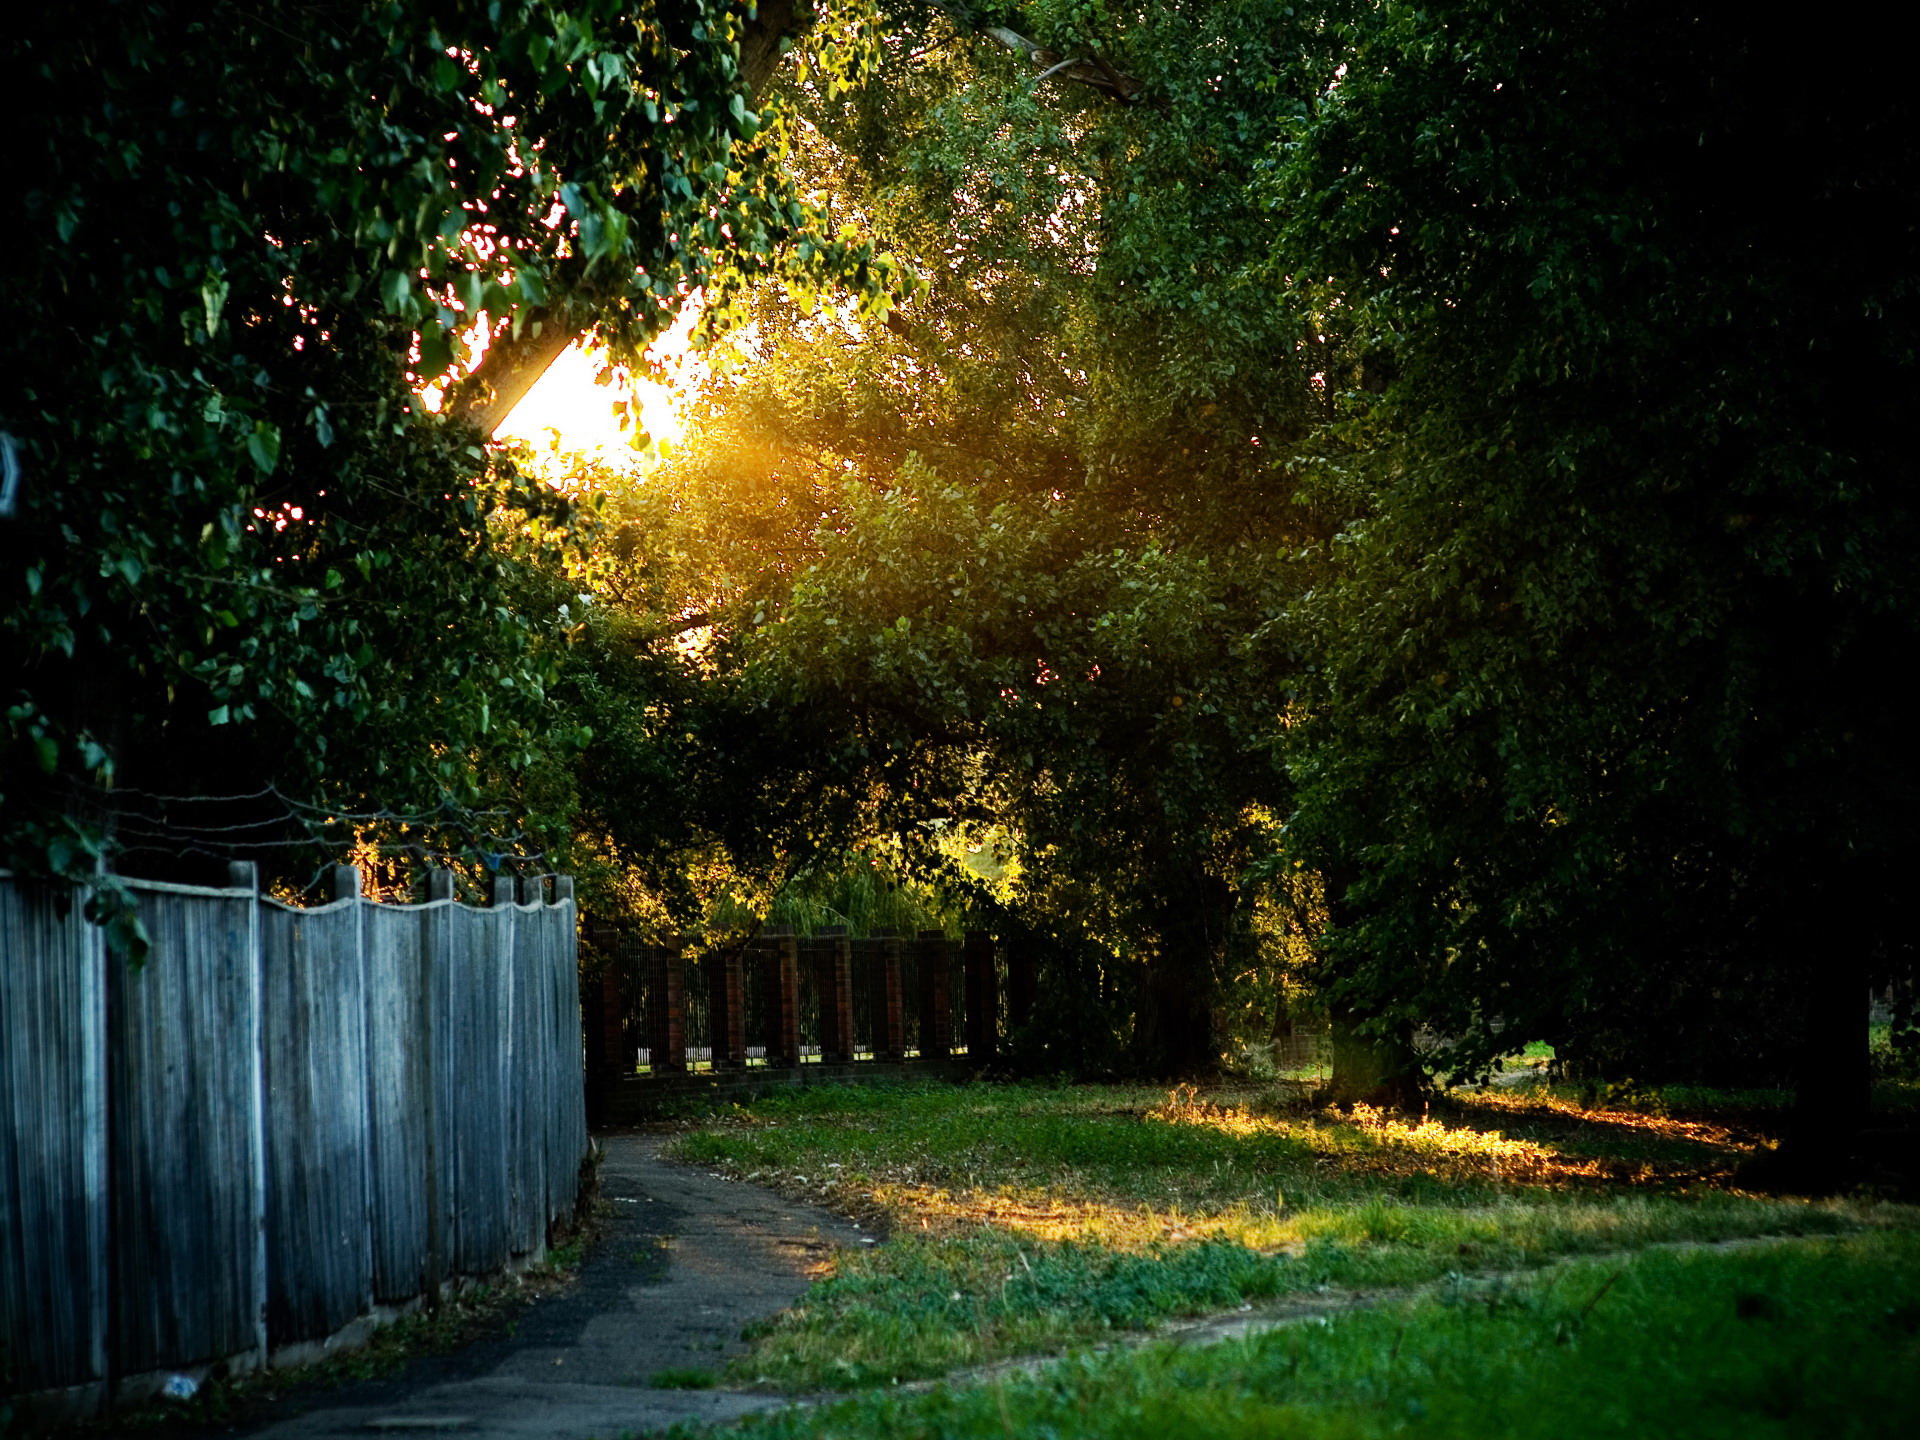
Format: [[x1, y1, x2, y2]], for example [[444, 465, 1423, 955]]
[[422, 303, 702, 469], [496, 321, 695, 461]]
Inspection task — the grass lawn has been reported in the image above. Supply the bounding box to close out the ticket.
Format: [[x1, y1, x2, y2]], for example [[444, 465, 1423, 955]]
[[666, 1078, 1917, 1397], [714, 1231, 1920, 1440]]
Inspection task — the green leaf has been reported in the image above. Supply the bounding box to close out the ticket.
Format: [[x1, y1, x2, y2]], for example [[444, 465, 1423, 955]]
[[418, 327, 454, 378], [381, 269, 415, 314], [201, 276, 229, 337], [246, 422, 281, 474]]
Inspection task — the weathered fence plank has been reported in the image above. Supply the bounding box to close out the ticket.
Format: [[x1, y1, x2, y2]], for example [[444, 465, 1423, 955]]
[[360, 901, 432, 1303], [508, 896, 548, 1257], [260, 888, 373, 1344], [110, 882, 264, 1377], [0, 879, 108, 1399]]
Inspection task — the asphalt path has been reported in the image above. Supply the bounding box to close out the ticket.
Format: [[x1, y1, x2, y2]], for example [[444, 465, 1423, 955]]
[[241, 1133, 863, 1440]]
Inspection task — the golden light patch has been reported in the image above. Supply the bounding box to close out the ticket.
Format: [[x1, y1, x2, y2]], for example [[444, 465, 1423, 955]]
[[1456, 1088, 1764, 1153], [1143, 1089, 1608, 1186]]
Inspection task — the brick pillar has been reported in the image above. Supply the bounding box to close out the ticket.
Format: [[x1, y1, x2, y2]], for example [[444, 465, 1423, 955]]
[[919, 932, 951, 1060], [877, 932, 906, 1061], [819, 927, 855, 1063], [712, 946, 746, 1069], [964, 930, 997, 1066], [768, 926, 801, 1066], [651, 941, 686, 1072], [1007, 937, 1038, 1034]]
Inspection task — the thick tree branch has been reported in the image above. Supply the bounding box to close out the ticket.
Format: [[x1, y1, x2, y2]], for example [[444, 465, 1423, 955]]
[[949, 9, 1142, 103], [740, 0, 804, 93], [981, 25, 1138, 102], [449, 0, 810, 435], [451, 2, 1140, 437], [452, 312, 575, 438]]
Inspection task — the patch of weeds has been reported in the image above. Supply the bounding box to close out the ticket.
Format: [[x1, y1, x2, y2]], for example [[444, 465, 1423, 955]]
[[727, 1195, 1861, 1392], [630, 1234, 673, 1282], [711, 1231, 1920, 1440], [730, 1232, 1297, 1389], [650, 1367, 719, 1390]]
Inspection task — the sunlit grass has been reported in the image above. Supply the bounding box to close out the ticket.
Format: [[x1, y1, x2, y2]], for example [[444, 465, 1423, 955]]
[[718, 1231, 1920, 1440], [665, 1080, 1913, 1390]]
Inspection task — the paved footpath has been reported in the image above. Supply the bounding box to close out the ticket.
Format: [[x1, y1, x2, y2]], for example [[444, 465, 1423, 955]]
[[245, 1134, 864, 1440]]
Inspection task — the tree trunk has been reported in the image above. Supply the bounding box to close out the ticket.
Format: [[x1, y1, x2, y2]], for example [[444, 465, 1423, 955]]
[[1130, 872, 1233, 1077], [1312, 865, 1425, 1109], [1778, 956, 1872, 1180], [1135, 948, 1216, 1077], [1737, 891, 1874, 1192], [1321, 1001, 1425, 1110]]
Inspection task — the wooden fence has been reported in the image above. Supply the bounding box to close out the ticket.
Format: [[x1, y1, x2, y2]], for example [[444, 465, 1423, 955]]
[[0, 865, 585, 1422], [580, 925, 1032, 1120]]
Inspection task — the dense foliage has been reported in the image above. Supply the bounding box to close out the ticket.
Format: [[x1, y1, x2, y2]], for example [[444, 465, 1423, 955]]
[[565, 3, 1341, 1071], [1262, 5, 1919, 1099], [3, 0, 879, 916], [12, 1, 1913, 1125], [591, 2, 1919, 1111]]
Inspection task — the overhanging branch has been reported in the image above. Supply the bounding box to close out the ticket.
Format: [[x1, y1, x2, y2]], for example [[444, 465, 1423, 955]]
[[448, 0, 812, 435]]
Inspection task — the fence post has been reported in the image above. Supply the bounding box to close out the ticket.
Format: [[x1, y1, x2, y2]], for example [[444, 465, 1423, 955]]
[[492, 874, 516, 908], [919, 931, 951, 1060], [767, 925, 800, 1067], [964, 930, 997, 1066], [712, 947, 746, 1070], [420, 873, 448, 1310], [581, 943, 624, 1128], [818, 927, 855, 1063], [334, 863, 362, 902], [226, 858, 268, 1370], [878, 932, 906, 1061], [650, 941, 686, 1073], [1006, 937, 1037, 1036]]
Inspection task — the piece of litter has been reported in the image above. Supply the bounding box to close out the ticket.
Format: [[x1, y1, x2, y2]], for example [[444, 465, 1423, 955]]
[[160, 1374, 198, 1401]]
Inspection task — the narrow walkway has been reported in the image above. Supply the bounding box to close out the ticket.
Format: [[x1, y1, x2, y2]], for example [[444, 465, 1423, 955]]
[[248, 1134, 865, 1440]]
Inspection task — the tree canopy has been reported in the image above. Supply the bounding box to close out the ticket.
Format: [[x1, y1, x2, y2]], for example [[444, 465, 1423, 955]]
[[5, 0, 887, 924], [9, 2, 1916, 1145]]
